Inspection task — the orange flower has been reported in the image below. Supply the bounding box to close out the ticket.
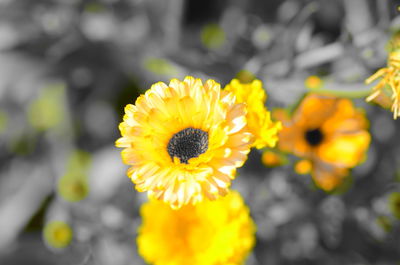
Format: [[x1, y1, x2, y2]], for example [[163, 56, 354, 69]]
[[274, 94, 370, 191]]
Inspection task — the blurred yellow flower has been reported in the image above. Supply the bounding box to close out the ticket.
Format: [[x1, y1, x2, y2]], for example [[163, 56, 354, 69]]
[[137, 191, 255, 265], [224, 79, 282, 149], [365, 50, 400, 119], [116, 76, 253, 209], [304, 75, 323, 90], [294, 159, 312, 175], [43, 221, 73, 249], [274, 94, 370, 191], [261, 150, 286, 167]]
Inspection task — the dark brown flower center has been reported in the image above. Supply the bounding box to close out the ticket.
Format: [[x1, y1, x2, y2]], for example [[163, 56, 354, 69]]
[[305, 128, 324, 146], [167, 128, 208, 164]]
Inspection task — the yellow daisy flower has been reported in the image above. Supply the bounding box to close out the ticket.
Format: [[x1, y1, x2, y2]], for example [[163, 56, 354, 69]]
[[365, 50, 400, 119], [224, 79, 282, 149], [274, 94, 370, 191], [137, 191, 255, 265], [116, 76, 253, 209], [43, 221, 73, 249]]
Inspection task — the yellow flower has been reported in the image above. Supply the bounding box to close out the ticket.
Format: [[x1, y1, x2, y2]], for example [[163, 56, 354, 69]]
[[137, 191, 255, 265], [365, 50, 400, 119], [274, 94, 370, 191], [304, 75, 323, 90], [116, 76, 253, 209], [294, 159, 312, 175], [43, 221, 73, 249], [224, 79, 282, 149], [261, 150, 286, 167]]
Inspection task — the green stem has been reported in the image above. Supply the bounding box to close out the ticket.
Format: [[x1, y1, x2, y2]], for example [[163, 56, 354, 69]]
[[306, 86, 372, 98]]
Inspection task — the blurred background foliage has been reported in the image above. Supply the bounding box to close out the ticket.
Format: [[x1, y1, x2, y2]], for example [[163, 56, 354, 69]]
[[0, 0, 400, 264]]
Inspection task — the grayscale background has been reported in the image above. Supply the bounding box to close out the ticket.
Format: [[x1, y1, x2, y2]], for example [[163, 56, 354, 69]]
[[0, 0, 400, 264]]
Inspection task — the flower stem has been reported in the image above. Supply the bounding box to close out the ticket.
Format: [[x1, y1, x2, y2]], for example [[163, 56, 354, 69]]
[[306, 86, 372, 98]]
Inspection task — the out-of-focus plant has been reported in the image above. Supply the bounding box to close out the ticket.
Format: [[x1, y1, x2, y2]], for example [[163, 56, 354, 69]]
[[389, 192, 400, 219], [0, 110, 8, 135], [201, 23, 226, 50], [143, 57, 179, 77], [27, 83, 66, 132], [43, 221, 73, 249], [58, 150, 91, 202]]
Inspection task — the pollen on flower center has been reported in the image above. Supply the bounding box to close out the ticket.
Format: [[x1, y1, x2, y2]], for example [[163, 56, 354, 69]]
[[167, 127, 208, 164], [305, 128, 324, 146]]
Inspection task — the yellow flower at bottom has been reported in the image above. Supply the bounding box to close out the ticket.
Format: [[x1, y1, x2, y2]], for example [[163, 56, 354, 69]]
[[137, 191, 255, 265], [43, 221, 73, 249], [116, 76, 253, 209], [224, 79, 282, 149]]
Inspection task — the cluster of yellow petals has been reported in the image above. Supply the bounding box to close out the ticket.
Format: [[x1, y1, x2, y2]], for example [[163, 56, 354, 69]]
[[365, 50, 400, 119], [137, 191, 255, 265], [116, 76, 253, 209], [275, 94, 370, 191], [224, 79, 282, 149]]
